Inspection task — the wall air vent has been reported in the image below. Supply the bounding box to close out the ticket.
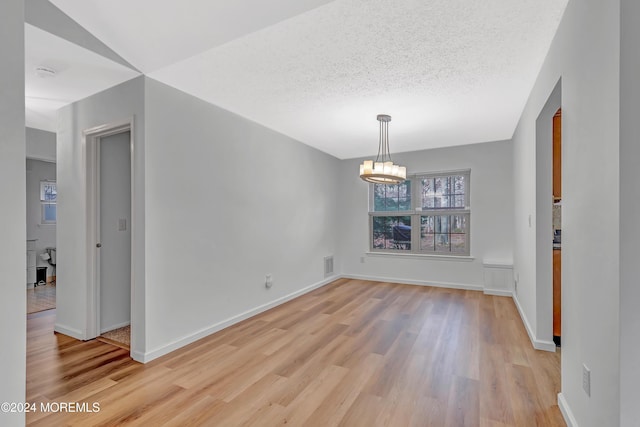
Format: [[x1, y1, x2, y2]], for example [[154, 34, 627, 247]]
[[324, 255, 334, 277]]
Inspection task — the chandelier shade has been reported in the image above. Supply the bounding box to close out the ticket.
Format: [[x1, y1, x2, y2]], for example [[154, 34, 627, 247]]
[[359, 115, 406, 184]]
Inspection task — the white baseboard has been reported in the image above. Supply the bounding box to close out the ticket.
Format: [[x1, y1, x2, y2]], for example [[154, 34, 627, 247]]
[[346, 274, 510, 297], [54, 323, 84, 341], [483, 288, 513, 297], [139, 275, 340, 363], [134, 274, 548, 364], [100, 321, 130, 334], [512, 293, 556, 352], [558, 393, 578, 427], [130, 350, 145, 363], [342, 274, 482, 292]]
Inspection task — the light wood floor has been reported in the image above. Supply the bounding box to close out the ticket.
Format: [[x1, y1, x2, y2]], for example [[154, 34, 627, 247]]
[[26, 283, 56, 314], [26, 279, 564, 426]]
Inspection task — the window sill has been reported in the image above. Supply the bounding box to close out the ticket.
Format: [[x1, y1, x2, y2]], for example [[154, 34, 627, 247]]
[[365, 252, 475, 262]]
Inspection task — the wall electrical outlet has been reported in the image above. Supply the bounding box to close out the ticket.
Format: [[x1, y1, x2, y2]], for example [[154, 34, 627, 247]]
[[582, 364, 591, 397], [265, 274, 273, 289]]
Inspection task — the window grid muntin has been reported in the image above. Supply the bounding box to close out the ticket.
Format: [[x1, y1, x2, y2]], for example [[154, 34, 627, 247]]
[[371, 181, 412, 212], [40, 181, 57, 202], [370, 215, 413, 252], [419, 213, 469, 254], [369, 170, 470, 256]]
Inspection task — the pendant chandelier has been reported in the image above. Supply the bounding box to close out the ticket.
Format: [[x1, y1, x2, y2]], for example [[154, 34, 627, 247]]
[[359, 114, 406, 184]]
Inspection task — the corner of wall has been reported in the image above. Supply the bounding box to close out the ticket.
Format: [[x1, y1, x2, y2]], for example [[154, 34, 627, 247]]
[[512, 292, 556, 352], [139, 275, 340, 363], [53, 323, 85, 341]]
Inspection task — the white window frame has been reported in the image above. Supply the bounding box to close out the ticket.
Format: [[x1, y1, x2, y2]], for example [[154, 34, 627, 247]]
[[41, 203, 57, 224], [368, 169, 471, 256], [40, 181, 57, 202], [40, 181, 57, 224]]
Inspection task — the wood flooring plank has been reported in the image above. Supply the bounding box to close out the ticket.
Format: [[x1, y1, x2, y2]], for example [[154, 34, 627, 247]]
[[479, 344, 516, 425], [161, 397, 227, 427], [26, 280, 564, 426], [239, 401, 287, 427], [445, 375, 480, 427], [505, 363, 554, 427], [364, 330, 418, 398], [268, 334, 352, 406], [338, 392, 384, 427], [305, 352, 385, 426], [179, 373, 287, 427], [272, 323, 348, 377], [279, 364, 348, 426]]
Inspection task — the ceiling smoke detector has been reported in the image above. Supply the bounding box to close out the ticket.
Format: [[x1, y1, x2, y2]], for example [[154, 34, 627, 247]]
[[35, 66, 57, 78]]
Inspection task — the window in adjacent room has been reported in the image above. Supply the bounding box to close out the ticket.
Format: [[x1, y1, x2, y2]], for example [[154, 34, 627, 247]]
[[369, 170, 470, 256], [40, 181, 57, 224]]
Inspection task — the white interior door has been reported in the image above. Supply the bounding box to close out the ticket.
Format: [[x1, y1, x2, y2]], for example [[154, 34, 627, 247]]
[[99, 131, 131, 333]]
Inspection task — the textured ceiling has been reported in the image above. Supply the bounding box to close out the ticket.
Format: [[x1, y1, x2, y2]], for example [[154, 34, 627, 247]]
[[33, 0, 567, 158]]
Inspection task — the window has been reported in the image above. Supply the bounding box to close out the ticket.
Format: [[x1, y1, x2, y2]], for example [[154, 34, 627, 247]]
[[40, 181, 57, 224], [369, 170, 470, 255]]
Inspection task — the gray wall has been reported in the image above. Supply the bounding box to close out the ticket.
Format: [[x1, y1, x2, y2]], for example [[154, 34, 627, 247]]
[[619, 0, 640, 424], [26, 127, 56, 162], [56, 77, 146, 357], [0, 0, 26, 425], [512, 0, 621, 424], [26, 159, 57, 277], [338, 140, 514, 290], [56, 75, 341, 362], [143, 77, 341, 360]]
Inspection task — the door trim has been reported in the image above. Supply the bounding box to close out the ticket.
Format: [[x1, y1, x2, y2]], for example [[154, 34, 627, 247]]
[[84, 118, 134, 343]]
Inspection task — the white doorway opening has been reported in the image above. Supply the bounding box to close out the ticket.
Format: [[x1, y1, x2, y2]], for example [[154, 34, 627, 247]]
[[84, 119, 135, 352]]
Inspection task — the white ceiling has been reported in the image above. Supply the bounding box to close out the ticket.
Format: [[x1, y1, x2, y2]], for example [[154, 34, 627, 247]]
[[50, 0, 336, 74], [25, 23, 140, 132], [33, 0, 568, 159]]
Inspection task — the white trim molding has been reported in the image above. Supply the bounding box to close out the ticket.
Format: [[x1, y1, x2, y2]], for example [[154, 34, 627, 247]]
[[130, 274, 552, 365], [53, 323, 85, 341], [138, 275, 340, 363], [512, 293, 556, 352], [558, 393, 579, 427], [365, 252, 475, 262], [347, 273, 512, 297], [482, 259, 513, 296], [483, 289, 513, 297], [342, 274, 482, 292]]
